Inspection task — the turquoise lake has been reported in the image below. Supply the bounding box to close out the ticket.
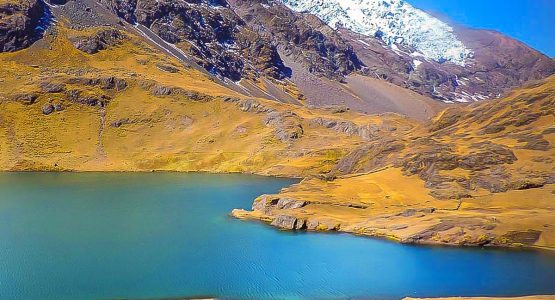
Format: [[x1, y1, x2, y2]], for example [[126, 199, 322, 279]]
[[0, 172, 554, 299]]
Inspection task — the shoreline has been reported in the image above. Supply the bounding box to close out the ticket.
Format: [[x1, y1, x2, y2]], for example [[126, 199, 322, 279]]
[[0, 169, 304, 179], [229, 169, 555, 252], [231, 209, 555, 254]]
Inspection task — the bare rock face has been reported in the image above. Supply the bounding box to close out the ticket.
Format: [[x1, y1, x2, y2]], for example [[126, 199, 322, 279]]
[[455, 29, 555, 99], [271, 215, 298, 230], [228, 0, 362, 80], [264, 111, 304, 142], [227, 1, 554, 104], [97, 0, 288, 81], [252, 195, 307, 214], [0, 0, 45, 52], [70, 28, 126, 54], [84, 0, 554, 107]]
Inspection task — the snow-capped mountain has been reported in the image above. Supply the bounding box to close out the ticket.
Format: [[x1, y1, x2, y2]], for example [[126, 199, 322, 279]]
[[279, 0, 473, 66]]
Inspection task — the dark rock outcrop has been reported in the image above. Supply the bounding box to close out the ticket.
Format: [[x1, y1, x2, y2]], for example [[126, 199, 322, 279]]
[[138, 80, 214, 101], [70, 28, 125, 54], [67, 89, 109, 107], [0, 0, 45, 52], [67, 76, 128, 91], [40, 82, 66, 93], [11, 93, 38, 105]]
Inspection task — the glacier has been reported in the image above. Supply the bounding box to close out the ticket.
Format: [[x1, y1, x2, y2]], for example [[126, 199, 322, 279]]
[[279, 0, 473, 66]]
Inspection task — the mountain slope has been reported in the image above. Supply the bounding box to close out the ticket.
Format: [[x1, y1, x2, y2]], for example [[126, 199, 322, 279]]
[[233, 75, 555, 250], [0, 8, 415, 175], [229, 0, 555, 107], [229, 0, 442, 119]]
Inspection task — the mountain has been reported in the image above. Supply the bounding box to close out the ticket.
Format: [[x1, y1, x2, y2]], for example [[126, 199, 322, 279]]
[[0, 0, 554, 249]]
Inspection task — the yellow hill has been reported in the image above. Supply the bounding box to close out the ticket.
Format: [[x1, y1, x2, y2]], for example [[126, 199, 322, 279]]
[[233, 76, 555, 250]]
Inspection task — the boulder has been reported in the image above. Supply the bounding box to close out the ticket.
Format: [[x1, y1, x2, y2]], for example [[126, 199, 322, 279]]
[[271, 215, 298, 230], [295, 219, 307, 230], [41, 104, 55, 115], [306, 219, 319, 231], [252, 195, 279, 213], [111, 118, 131, 128]]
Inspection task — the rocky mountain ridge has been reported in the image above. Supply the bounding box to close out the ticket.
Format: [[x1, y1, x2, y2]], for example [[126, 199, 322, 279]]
[[3, 0, 554, 109]]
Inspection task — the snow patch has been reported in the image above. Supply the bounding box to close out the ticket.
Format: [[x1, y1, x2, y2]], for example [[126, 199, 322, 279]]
[[280, 0, 472, 66], [413, 59, 422, 69]]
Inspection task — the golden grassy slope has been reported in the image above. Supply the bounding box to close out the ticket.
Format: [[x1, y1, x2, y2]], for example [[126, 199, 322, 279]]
[[233, 76, 555, 250], [0, 22, 414, 177]]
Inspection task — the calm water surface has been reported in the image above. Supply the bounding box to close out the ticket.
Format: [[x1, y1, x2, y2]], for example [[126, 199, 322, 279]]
[[0, 173, 554, 300]]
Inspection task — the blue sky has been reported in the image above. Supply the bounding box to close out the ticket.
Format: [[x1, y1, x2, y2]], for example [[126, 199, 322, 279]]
[[408, 0, 555, 57]]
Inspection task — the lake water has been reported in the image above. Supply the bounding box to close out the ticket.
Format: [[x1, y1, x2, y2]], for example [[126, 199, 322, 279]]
[[0, 173, 554, 300]]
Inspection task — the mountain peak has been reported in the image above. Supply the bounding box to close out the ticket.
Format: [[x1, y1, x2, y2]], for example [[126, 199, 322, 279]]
[[279, 0, 473, 66]]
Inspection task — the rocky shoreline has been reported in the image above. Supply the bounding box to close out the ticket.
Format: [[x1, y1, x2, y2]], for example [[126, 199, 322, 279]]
[[231, 167, 555, 251]]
